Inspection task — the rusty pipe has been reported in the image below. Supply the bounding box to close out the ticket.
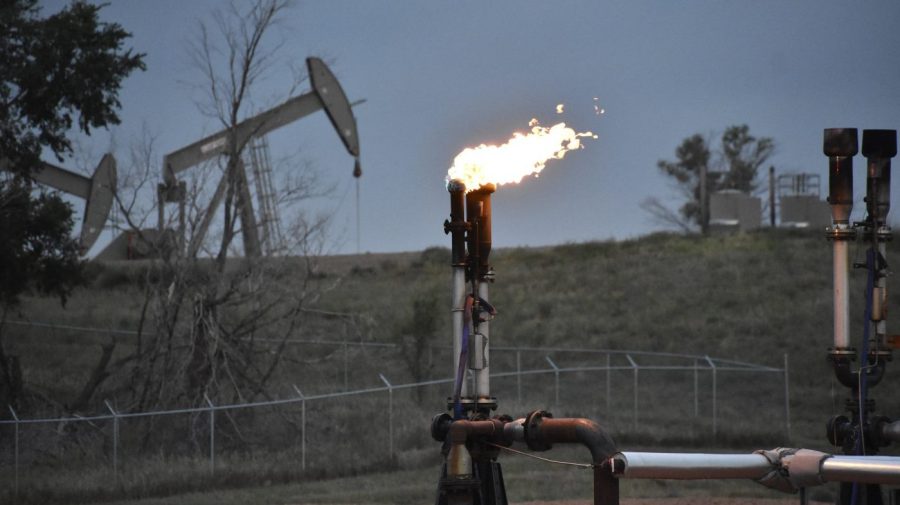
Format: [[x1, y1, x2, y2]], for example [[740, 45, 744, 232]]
[[862, 129, 896, 227], [446, 180, 467, 266], [465, 183, 495, 280], [509, 411, 619, 505], [445, 418, 506, 478]]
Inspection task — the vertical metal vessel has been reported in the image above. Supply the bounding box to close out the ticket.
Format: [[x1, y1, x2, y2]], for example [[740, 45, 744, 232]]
[[824, 128, 857, 350], [465, 184, 496, 411], [862, 129, 896, 347], [446, 180, 470, 403]]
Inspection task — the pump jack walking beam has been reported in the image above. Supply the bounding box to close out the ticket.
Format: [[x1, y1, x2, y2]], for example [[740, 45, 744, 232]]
[[2, 154, 117, 254], [158, 57, 361, 258]]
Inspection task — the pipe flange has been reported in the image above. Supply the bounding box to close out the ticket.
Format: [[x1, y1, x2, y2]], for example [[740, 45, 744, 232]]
[[870, 416, 893, 448], [523, 410, 554, 452], [476, 397, 498, 412], [826, 414, 851, 447], [825, 226, 857, 241], [860, 227, 894, 243], [869, 349, 893, 362], [827, 348, 858, 389], [447, 397, 477, 411], [827, 347, 857, 359], [432, 413, 453, 442]]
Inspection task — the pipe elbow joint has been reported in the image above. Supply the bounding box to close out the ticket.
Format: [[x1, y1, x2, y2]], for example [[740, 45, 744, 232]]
[[522, 410, 617, 464]]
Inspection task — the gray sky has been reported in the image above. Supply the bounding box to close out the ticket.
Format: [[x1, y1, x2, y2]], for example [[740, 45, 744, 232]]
[[41, 0, 900, 255]]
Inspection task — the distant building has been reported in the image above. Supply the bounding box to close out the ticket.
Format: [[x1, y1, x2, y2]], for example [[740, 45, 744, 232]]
[[778, 173, 830, 229], [709, 190, 761, 233]]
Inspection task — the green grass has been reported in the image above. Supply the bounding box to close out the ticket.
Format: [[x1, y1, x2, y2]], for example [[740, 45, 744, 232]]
[[1, 229, 897, 504]]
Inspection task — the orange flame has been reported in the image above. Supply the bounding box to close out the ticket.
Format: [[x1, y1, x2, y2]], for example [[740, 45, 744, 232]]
[[446, 119, 596, 191]]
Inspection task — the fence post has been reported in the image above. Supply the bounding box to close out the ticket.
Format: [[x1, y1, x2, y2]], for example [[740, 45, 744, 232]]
[[693, 358, 699, 418], [705, 355, 717, 439], [605, 353, 611, 414], [379, 373, 394, 460], [343, 341, 349, 391], [783, 353, 791, 441], [104, 400, 119, 480], [9, 405, 19, 500], [204, 394, 215, 474], [516, 350, 522, 405], [292, 385, 306, 471], [545, 356, 559, 410], [626, 354, 638, 431]]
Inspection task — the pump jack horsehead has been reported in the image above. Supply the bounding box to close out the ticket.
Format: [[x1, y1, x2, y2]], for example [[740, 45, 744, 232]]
[[430, 122, 900, 505], [156, 57, 361, 258]]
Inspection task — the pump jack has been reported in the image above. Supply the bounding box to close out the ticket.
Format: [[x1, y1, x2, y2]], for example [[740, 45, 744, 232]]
[[154, 56, 361, 258], [1, 154, 117, 255]]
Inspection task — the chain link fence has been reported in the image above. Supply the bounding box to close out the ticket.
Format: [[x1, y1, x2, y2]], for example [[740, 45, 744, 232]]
[[0, 339, 789, 500]]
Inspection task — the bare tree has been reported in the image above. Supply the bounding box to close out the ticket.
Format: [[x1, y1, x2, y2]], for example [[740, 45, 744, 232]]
[[83, 0, 340, 422], [643, 125, 775, 234]]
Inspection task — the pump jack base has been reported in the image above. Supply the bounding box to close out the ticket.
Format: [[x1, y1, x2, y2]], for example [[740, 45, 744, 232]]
[[435, 461, 508, 505]]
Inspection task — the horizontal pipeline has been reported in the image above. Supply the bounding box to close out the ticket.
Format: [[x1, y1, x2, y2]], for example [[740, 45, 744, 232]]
[[612, 451, 900, 487]]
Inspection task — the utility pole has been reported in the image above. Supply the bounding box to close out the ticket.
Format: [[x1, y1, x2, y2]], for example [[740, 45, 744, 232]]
[[700, 163, 709, 235], [769, 165, 776, 227]]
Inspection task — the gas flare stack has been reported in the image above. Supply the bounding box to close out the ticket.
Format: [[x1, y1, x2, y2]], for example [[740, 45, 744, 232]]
[[431, 180, 619, 505], [824, 128, 900, 505]]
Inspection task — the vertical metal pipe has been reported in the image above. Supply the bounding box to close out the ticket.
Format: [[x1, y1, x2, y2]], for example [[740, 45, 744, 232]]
[[447, 180, 469, 401], [784, 353, 791, 440], [862, 129, 896, 347], [824, 128, 858, 350], [476, 281, 491, 403], [451, 267, 467, 398], [466, 184, 495, 410], [833, 240, 851, 348]]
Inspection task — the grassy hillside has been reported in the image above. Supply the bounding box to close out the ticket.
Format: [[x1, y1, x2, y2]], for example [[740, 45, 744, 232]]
[[2, 229, 899, 504]]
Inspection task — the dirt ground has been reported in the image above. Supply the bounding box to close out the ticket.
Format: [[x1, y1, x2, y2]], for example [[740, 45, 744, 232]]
[[516, 500, 822, 505]]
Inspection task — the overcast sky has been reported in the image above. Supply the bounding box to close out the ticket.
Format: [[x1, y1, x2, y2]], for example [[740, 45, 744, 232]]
[[40, 0, 900, 256]]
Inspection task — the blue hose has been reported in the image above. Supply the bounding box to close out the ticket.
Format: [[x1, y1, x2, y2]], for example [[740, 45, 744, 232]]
[[851, 247, 877, 505]]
